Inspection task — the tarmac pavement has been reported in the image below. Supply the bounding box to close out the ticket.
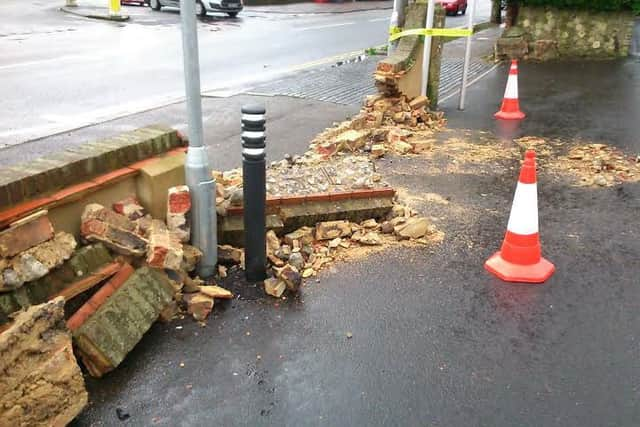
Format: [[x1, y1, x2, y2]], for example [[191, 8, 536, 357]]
[[72, 58, 640, 426]]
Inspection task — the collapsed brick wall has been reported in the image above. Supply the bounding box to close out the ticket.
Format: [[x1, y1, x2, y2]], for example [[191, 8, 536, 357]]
[[0, 298, 87, 427]]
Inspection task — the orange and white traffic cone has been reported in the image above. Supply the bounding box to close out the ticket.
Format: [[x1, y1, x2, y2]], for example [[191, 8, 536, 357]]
[[495, 59, 525, 120], [484, 150, 555, 283]]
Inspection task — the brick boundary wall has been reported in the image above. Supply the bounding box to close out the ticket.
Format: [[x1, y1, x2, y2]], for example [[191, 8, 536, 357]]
[[0, 125, 186, 212]]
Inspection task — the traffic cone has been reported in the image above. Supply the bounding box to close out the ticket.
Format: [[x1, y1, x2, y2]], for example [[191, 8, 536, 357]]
[[495, 59, 525, 120], [484, 150, 555, 283]]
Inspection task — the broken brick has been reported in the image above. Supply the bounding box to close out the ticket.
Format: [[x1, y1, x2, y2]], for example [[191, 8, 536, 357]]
[[73, 267, 174, 377], [198, 285, 233, 300], [0, 232, 77, 292], [315, 220, 352, 241], [264, 278, 286, 298], [0, 298, 88, 426], [166, 185, 191, 243], [184, 292, 214, 321], [66, 263, 135, 332], [181, 244, 202, 272], [80, 204, 147, 257], [409, 95, 429, 110], [146, 222, 183, 271], [218, 245, 243, 264], [113, 196, 146, 221], [276, 264, 302, 293], [0, 210, 54, 258], [284, 227, 314, 247]]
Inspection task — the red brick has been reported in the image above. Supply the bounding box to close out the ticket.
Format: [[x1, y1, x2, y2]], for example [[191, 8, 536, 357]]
[[0, 212, 54, 258], [92, 167, 136, 186], [146, 222, 183, 270], [113, 195, 146, 221], [266, 196, 282, 207], [167, 185, 191, 214], [305, 193, 332, 203], [51, 181, 98, 202], [280, 195, 307, 206], [0, 197, 54, 228], [167, 186, 191, 242], [53, 262, 121, 302], [329, 192, 353, 202], [226, 206, 244, 216], [66, 263, 134, 331]]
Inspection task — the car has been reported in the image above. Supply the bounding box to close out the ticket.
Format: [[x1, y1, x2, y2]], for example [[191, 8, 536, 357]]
[[435, 0, 467, 16], [149, 0, 242, 17], [120, 0, 147, 5]]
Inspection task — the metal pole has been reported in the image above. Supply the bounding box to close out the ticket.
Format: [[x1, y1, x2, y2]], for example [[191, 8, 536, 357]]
[[388, 0, 406, 55], [241, 104, 267, 283], [459, 0, 477, 110], [420, 0, 436, 97], [180, 0, 217, 277]]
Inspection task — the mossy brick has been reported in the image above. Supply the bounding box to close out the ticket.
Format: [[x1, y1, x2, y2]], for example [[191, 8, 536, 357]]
[[73, 266, 173, 371], [48, 151, 94, 187], [0, 293, 21, 321], [64, 244, 111, 279]]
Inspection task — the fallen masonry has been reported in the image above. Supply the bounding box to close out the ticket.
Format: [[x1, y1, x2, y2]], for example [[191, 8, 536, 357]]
[[0, 298, 88, 427]]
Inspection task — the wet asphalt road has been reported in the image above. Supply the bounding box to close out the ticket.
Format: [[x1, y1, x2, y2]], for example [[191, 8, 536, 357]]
[[0, 0, 492, 146], [74, 59, 640, 426]]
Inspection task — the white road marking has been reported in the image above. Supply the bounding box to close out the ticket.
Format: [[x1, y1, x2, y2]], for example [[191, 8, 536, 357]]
[[439, 63, 499, 103], [368, 17, 389, 22], [0, 55, 98, 71], [295, 22, 355, 32]]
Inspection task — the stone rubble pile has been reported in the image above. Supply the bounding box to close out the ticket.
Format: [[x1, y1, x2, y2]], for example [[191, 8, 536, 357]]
[[257, 205, 440, 298], [0, 211, 77, 293], [308, 93, 446, 160], [561, 143, 640, 187]]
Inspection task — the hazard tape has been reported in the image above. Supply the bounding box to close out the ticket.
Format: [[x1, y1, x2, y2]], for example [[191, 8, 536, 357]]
[[388, 27, 473, 42]]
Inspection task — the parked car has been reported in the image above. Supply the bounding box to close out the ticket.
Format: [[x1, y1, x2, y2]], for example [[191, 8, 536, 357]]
[[149, 0, 242, 17], [120, 0, 147, 5], [435, 0, 467, 16]]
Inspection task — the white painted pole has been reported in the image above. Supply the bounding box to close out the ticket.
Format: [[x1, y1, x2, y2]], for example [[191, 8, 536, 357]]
[[458, 0, 477, 110], [420, 0, 436, 97]]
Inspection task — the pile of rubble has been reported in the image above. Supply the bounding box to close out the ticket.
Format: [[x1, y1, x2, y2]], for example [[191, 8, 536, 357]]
[[558, 143, 640, 187], [514, 136, 640, 187], [0, 211, 76, 293], [260, 205, 443, 298], [212, 94, 445, 213], [78, 191, 233, 326], [309, 94, 446, 160]]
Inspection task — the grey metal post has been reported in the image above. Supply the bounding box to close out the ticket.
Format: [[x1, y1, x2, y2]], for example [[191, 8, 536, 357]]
[[388, 0, 407, 54], [420, 0, 436, 97], [241, 104, 267, 283], [459, 0, 477, 110], [180, 0, 217, 277]]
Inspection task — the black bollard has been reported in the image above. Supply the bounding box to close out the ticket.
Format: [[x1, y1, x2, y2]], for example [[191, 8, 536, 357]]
[[241, 104, 267, 282]]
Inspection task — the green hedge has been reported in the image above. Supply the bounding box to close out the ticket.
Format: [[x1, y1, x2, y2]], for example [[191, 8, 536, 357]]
[[519, 0, 639, 13]]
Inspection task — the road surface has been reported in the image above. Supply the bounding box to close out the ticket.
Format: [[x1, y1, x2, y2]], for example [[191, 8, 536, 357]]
[[0, 0, 492, 147]]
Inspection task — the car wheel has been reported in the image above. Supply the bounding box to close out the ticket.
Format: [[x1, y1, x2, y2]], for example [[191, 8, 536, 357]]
[[195, 1, 207, 17], [150, 0, 161, 10], [461, 5, 466, 14], [227, 11, 238, 17]]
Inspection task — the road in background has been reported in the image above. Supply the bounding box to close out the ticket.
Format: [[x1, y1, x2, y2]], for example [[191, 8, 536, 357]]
[[0, 0, 491, 146]]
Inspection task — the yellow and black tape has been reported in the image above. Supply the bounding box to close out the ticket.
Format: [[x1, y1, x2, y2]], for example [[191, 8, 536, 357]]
[[388, 27, 473, 42]]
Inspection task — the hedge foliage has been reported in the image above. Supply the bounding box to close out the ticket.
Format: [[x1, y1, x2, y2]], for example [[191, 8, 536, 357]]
[[519, 0, 640, 13]]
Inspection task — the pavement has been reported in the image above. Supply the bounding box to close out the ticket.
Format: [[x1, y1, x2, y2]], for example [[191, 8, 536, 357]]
[[70, 50, 640, 427], [0, 25, 501, 170], [0, 0, 493, 147], [60, 5, 130, 21]]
